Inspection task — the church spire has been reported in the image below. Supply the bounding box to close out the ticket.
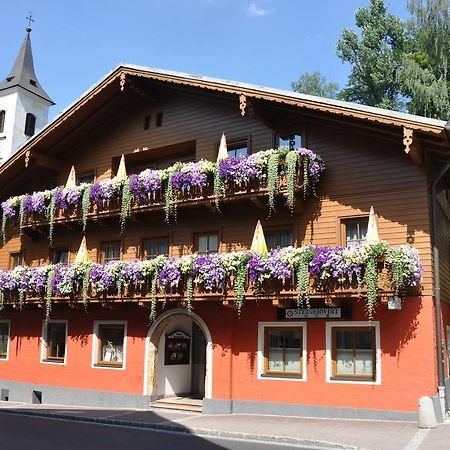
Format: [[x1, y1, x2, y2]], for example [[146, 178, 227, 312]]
[[0, 24, 54, 104]]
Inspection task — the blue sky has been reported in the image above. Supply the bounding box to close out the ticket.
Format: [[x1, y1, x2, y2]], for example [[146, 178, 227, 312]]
[[1, 0, 409, 120]]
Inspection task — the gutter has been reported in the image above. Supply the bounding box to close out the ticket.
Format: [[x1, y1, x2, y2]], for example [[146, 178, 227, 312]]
[[431, 121, 450, 414]]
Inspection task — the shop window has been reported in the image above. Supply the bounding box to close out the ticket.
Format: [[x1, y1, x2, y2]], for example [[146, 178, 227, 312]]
[[275, 132, 301, 150], [9, 252, 23, 269], [329, 324, 377, 382], [196, 232, 218, 255], [24, 113, 36, 137], [52, 247, 69, 265], [341, 217, 368, 247], [143, 237, 169, 260], [93, 322, 126, 368], [258, 322, 306, 380], [0, 321, 10, 360], [0, 110, 5, 134], [76, 172, 95, 185], [266, 228, 292, 250], [42, 321, 67, 363], [100, 241, 121, 263]]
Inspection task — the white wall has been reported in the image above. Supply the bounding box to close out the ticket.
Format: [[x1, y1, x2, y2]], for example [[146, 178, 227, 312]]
[[157, 316, 193, 397], [0, 87, 51, 163]]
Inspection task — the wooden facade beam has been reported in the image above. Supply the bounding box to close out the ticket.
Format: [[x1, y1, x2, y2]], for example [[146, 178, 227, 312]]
[[403, 127, 423, 165]]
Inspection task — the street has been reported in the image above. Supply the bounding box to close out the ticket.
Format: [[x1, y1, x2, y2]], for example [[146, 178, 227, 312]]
[[0, 413, 318, 450]]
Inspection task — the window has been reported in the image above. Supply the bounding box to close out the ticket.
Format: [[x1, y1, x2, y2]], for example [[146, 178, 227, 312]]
[[156, 112, 163, 127], [0, 110, 5, 134], [341, 217, 368, 246], [9, 252, 23, 269], [52, 247, 69, 265], [100, 241, 121, 262], [276, 132, 301, 150], [93, 322, 126, 368], [76, 172, 95, 185], [266, 229, 292, 250], [326, 321, 380, 383], [0, 321, 10, 360], [24, 113, 36, 137], [143, 237, 169, 259], [144, 114, 151, 130], [227, 140, 248, 158], [42, 321, 67, 363], [196, 233, 218, 255], [258, 322, 306, 381]]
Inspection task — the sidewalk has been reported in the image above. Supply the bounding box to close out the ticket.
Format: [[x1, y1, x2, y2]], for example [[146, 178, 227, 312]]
[[0, 401, 449, 449]]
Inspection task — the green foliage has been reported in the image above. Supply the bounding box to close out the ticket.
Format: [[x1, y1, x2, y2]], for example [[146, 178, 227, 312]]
[[19, 197, 25, 235], [292, 71, 339, 99], [336, 0, 406, 110], [213, 163, 225, 211], [267, 151, 280, 215], [294, 248, 315, 307], [400, 0, 450, 118], [81, 186, 91, 232], [0, 290, 3, 313], [234, 254, 250, 314], [45, 270, 55, 322], [150, 271, 158, 322], [164, 174, 175, 223], [1, 212, 7, 245], [120, 179, 132, 234], [48, 191, 57, 247], [285, 151, 298, 213], [186, 273, 193, 314]]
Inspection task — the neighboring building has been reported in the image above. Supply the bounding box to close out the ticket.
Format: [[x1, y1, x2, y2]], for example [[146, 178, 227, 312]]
[[0, 65, 449, 421], [0, 27, 54, 164]]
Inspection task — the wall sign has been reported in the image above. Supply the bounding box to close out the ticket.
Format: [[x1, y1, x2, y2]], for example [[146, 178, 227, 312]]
[[281, 308, 342, 319], [165, 330, 190, 365]]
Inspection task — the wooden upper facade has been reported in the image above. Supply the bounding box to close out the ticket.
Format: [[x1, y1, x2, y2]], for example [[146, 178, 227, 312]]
[[0, 65, 449, 302]]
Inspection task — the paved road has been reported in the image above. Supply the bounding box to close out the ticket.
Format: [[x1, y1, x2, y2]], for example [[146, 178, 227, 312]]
[[0, 413, 321, 450]]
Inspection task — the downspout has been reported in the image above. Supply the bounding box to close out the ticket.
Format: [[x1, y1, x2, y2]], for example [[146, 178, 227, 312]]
[[431, 121, 450, 414]]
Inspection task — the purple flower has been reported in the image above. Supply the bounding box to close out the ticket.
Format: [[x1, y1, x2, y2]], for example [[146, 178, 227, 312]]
[[192, 254, 225, 290], [89, 180, 117, 206], [158, 259, 181, 288], [1, 199, 17, 218], [219, 156, 263, 185], [90, 263, 115, 293]]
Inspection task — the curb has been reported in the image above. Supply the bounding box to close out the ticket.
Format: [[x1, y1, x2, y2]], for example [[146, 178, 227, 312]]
[[0, 407, 358, 449]]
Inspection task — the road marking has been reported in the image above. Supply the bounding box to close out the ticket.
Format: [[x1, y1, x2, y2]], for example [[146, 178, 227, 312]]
[[403, 428, 431, 450]]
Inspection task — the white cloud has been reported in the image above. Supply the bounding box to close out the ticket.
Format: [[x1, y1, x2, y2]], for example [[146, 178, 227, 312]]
[[247, 2, 270, 17]]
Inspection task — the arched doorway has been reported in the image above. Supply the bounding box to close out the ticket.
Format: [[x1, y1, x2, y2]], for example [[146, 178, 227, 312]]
[[144, 309, 213, 401]]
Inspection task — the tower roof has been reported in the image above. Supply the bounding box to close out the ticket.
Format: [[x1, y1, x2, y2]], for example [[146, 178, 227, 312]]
[[0, 28, 54, 104]]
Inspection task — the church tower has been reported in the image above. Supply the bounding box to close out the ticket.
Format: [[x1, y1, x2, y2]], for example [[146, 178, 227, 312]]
[[0, 25, 54, 164]]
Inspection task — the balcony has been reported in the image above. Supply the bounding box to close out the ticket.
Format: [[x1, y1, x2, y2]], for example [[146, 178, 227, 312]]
[[0, 243, 422, 320], [1, 147, 324, 241]]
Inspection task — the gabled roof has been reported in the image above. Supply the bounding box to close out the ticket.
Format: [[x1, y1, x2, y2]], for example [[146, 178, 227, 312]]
[[0, 29, 54, 104], [0, 63, 449, 187]]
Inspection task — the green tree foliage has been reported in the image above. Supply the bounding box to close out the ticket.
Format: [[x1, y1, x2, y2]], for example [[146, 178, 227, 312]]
[[400, 0, 450, 118], [336, 0, 406, 110], [291, 71, 339, 99]]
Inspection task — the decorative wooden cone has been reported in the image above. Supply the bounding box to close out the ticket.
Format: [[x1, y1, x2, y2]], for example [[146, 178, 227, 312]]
[[217, 133, 228, 162], [65, 166, 76, 188], [116, 154, 127, 181], [250, 220, 268, 254], [366, 206, 380, 243], [74, 236, 89, 264]]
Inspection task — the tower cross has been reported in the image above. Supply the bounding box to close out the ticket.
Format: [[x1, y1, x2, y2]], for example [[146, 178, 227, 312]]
[[26, 12, 34, 30]]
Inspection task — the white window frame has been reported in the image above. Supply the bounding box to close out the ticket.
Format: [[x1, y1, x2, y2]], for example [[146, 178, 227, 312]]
[[40, 320, 68, 365], [0, 319, 11, 361], [257, 321, 307, 382], [92, 320, 127, 370], [326, 321, 381, 385]]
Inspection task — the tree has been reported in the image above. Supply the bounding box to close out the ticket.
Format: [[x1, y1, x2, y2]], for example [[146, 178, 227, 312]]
[[336, 0, 406, 110], [291, 71, 339, 99], [400, 0, 450, 118]]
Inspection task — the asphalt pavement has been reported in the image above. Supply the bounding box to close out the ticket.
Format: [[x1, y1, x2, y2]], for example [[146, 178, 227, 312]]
[[0, 401, 449, 449]]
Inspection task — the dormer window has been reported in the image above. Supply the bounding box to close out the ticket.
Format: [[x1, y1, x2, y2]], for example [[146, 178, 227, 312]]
[[0, 111, 5, 134], [25, 113, 36, 137]]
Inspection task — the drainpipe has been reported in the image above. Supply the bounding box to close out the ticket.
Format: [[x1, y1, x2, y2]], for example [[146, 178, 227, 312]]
[[431, 121, 450, 415]]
